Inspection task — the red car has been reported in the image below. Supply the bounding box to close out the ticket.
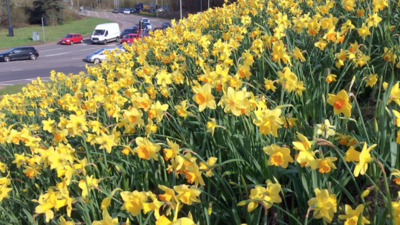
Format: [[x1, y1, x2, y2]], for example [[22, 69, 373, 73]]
[[59, 33, 83, 45], [120, 33, 140, 44]]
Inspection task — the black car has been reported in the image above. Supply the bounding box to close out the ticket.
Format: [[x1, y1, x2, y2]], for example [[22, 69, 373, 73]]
[[112, 8, 119, 13], [130, 8, 137, 14], [0, 46, 39, 62], [162, 22, 172, 29], [119, 8, 125, 13], [120, 28, 136, 38]]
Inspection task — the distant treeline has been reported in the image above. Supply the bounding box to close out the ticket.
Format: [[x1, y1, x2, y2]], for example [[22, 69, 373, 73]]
[[0, 0, 83, 28], [75, 0, 235, 12]]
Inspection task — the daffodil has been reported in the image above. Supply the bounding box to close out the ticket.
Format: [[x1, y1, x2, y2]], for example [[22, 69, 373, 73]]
[[120, 190, 148, 216], [383, 82, 400, 106], [192, 83, 216, 112], [92, 208, 118, 225], [338, 204, 370, 225], [95, 132, 117, 153], [60, 216, 75, 225], [199, 157, 218, 177], [134, 137, 161, 161], [316, 119, 336, 138], [253, 108, 283, 137], [316, 157, 337, 173], [78, 175, 99, 198], [163, 138, 180, 161], [326, 74, 337, 83], [353, 143, 377, 177], [365, 74, 378, 87], [292, 132, 317, 169], [307, 188, 337, 223], [247, 179, 282, 212], [174, 185, 201, 205], [327, 89, 352, 117], [263, 144, 294, 168], [0, 184, 12, 202], [206, 118, 217, 136], [184, 162, 205, 187], [391, 169, 400, 185], [155, 215, 196, 225]]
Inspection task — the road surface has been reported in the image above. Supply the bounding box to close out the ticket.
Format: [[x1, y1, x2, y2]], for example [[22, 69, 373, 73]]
[[0, 11, 169, 85]]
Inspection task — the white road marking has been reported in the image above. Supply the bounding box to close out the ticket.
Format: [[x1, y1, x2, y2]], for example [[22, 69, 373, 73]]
[[44, 52, 71, 57], [80, 47, 100, 51], [40, 48, 64, 52]]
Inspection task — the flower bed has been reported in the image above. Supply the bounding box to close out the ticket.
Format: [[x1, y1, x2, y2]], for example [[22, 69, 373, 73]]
[[0, 0, 400, 224]]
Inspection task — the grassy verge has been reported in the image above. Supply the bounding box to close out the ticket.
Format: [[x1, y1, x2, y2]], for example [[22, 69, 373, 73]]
[[0, 17, 113, 49], [0, 84, 27, 95]]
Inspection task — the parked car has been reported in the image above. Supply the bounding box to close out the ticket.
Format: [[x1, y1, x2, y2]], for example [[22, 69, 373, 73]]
[[123, 8, 131, 14], [59, 33, 83, 45], [162, 22, 172, 29], [112, 8, 119, 13], [156, 8, 164, 12], [142, 30, 150, 37], [135, 2, 143, 12], [119, 8, 125, 13], [85, 47, 122, 64], [130, 8, 137, 13], [141, 18, 150, 23], [143, 22, 152, 30], [132, 26, 139, 33], [0, 46, 39, 62], [120, 33, 140, 44]]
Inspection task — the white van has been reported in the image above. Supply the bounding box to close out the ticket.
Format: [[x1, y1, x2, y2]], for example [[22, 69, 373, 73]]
[[91, 23, 120, 44], [85, 46, 124, 64]]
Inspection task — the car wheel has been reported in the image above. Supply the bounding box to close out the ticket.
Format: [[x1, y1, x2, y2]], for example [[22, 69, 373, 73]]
[[30, 54, 36, 60], [3, 56, 10, 62], [71, 41, 74, 45], [94, 58, 101, 64]]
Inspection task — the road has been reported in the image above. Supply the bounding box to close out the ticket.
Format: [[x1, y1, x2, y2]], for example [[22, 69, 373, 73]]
[[0, 11, 170, 85]]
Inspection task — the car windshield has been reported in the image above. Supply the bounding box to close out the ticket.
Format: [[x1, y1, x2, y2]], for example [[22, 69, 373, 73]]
[[123, 29, 133, 33], [93, 30, 105, 35], [4, 48, 16, 53], [162, 23, 170, 26], [142, 19, 148, 23], [94, 48, 104, 54], [65, 34, 73, 38], [132, 28, 138, 32]]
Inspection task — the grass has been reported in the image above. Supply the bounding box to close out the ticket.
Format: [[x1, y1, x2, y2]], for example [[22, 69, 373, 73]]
[[0, 84, 27, 95], [136, 11, 183, 20], [0, 17, 113, 50]]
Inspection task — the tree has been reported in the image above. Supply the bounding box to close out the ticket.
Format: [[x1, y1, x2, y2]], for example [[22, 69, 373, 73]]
[[42, 0, 65, 26], [30, 1, 45, 24]]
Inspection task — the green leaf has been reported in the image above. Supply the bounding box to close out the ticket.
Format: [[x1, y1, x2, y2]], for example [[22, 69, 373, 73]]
[[390, 141, 397, 168]]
